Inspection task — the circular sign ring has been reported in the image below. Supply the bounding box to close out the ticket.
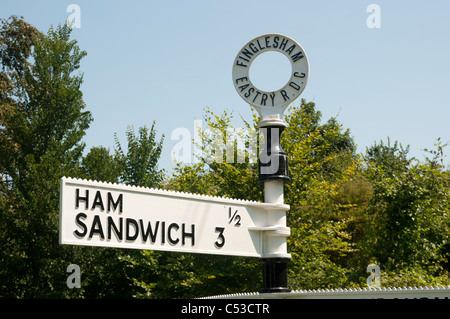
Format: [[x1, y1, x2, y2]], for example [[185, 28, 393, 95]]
[[232, 34, 309, 112]]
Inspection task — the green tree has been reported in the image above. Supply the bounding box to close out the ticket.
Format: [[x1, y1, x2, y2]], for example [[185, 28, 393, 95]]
[[79, 146, 121, 183], [361, 140, 450, 282], [114, 123, 164, 188], [282, 101, 363, 289], [365, 138, 411, 174], [0, 17, 91, 297]]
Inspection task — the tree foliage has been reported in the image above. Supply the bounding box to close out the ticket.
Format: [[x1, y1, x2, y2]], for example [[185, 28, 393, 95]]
[[0, 17, 91, 297], [114, 123, 164, 188], [361, 140, 450, 280]]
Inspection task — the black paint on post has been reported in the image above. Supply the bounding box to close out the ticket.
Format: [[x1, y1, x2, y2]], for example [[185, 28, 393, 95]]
[[259, 258, 291, 293], [258, 125, 291, 183], [258, 121, 291, 293]]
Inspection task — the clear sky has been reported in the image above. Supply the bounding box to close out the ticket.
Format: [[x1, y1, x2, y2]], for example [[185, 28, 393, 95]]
[[2, 0, 450, 172]]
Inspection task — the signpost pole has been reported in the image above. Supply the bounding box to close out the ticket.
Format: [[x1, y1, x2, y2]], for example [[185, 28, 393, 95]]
[[258, 115, 291, 293], [232, 34, 309, 293]]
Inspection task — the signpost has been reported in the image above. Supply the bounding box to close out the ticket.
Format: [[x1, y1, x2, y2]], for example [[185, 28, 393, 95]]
[[232, 34, 309, 293], [59, 33, 309, 295], [60, 177, 290, 258]]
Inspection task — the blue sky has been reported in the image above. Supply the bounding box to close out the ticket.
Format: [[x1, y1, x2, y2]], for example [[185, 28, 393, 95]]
[[2, 0, 450, 172]]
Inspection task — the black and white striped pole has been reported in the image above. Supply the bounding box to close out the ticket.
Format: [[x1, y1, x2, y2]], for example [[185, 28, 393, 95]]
[[232, 34, 309, 293], [258, 116, 291, 292]]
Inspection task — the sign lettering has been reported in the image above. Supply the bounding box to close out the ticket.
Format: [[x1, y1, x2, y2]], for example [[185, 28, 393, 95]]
[[232, 34, 309, 112]]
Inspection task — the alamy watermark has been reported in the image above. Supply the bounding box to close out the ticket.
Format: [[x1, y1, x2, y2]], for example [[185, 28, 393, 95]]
[[170, 120, 281, 174], [366, 4, 381, 29], [66, 4, 81, 29], [366, 264, 381, 289], [66, 264, 81, 288], [170, 120, 259, 165]]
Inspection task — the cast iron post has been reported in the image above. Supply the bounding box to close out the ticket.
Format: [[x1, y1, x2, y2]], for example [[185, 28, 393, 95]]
[[258, 115, 291, 293]]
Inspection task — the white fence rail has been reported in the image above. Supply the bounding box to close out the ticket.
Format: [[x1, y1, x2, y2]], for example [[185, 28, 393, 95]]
[[202, 286, 450, 299]]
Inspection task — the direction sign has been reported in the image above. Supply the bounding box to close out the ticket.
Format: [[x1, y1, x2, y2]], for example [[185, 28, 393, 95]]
[[59, 177, 290, 258]]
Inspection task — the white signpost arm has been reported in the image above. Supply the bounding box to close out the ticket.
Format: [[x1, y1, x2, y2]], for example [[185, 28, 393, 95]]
[[59, 177, 291, 258]]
